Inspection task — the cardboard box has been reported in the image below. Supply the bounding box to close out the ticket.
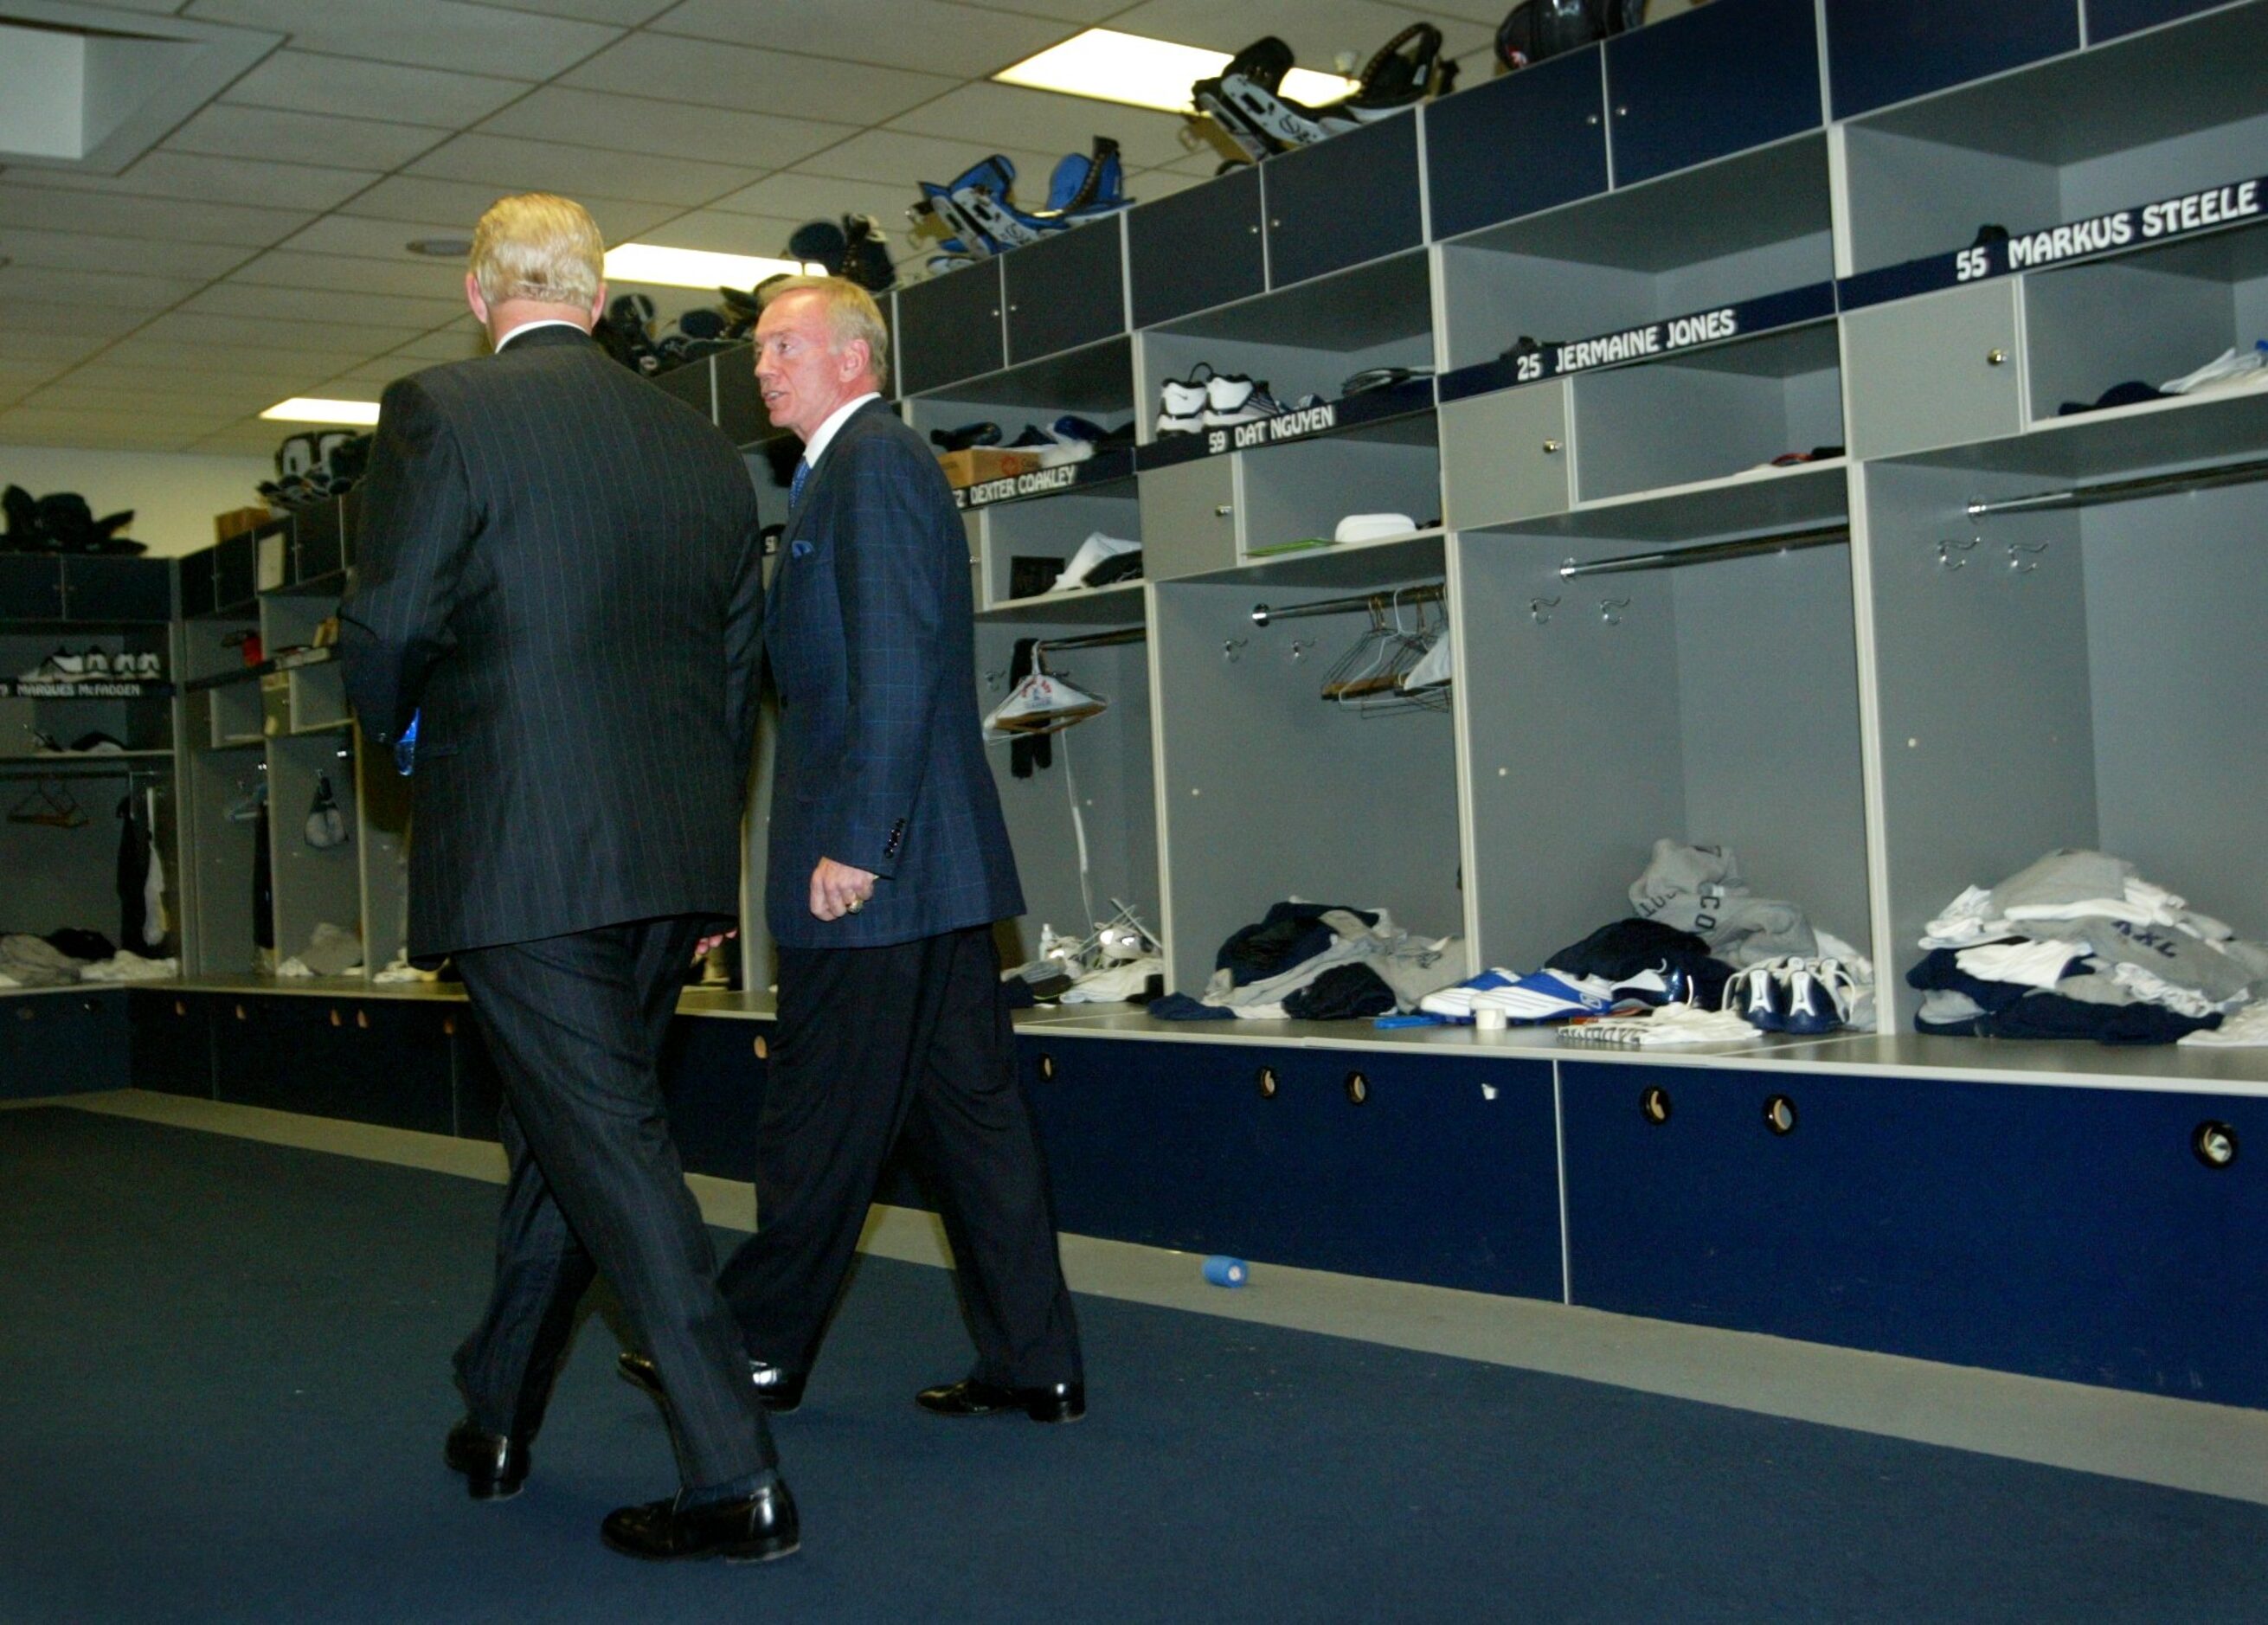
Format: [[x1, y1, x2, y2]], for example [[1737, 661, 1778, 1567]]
[[935, 447, 1041, 488], [215, 506, 272, 543]]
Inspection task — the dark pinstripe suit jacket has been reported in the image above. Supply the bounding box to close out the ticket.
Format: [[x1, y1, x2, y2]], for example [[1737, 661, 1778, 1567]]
[[764, 398, 1021, 950], [339, 325, 765, 958]]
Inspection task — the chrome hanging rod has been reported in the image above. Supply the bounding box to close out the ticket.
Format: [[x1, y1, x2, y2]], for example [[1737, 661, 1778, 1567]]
[[1558, 523, 1849, 580], [1250, 582, 1446, 627], [1032, 625, 1147, 655], [1965, 453, 2268, 518]]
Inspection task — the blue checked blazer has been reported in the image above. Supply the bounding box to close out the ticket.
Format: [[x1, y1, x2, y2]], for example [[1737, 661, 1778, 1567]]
[[764, 398, 1022, 949], [339, 326, 765, 959]]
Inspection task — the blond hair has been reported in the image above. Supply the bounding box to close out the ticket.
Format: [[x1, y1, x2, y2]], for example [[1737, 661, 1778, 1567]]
[[761, 274, 891, 391], [470, 193, 605, 310]]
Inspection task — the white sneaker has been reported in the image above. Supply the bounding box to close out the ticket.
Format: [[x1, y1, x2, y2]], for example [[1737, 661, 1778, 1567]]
[[1156, 366, 1212, 436], [18, 647, 84, 682], [2162, 342, 2268, 395], [82, 647, 111, 677], [1202, 372, 1287, 427], [135, 652, 163, 678]]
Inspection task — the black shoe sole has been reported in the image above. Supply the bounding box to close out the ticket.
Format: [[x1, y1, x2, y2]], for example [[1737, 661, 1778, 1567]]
[[600, 1532, 801, 1564], [617, 1357, 803, 1414], [462, 1477, 525, 1502]]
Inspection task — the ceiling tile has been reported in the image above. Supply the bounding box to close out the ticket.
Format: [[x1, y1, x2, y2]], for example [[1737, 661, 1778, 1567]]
[[708, 170, 914, 223], [650, 0, 1079, 80], [221, 50, 531, 129], [388, 329, 492, 362], [407, 132, 762, 209], [0, 227, 254, 280], [7, 152, 380, 213], [478, 0, 678, 19], [337, 177, 682, 242], [29, 374, 304, 412], [1104, 0, 1493, 67], [887, 80, 1195, 170], [0, 331, 117, 367], [948, 0, 1125, 20], [89, 343, 356, 389], [183, 281, 466, 327], [635, 207, 807, 254], [792, 129, 1059, 189], [562, 33, 956, 125], [196, 424, 301, 453], [275, 215, 472, 260], [476, 86, 856, 170], [0, 265, 203, 312], [186, 0, 623, 77], [0, 301, 157, 340], [0, 418, 204, 452], [138, 310, 427, 356], [231, 249, 468, 299], [323, 358, 434, 387], [166, 105, 453, 172], [0, 185, 312, 248]]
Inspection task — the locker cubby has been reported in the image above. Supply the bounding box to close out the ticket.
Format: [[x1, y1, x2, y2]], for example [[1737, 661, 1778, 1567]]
[[267, 733, 364, 976], [1455, 470, 1869, 977], [184, 748, 267, 976], [976, 484, 1141, 611], [1568, 322, 1845, 501], [0, 761, 170, 941], [260, 592, 348, 735], [1862, 436, 2268, 1026], [899, 337, 1136, 459], [1436, 136, 1833, 373], [2020, 217, 2268, 423], [1232, 419, 1442, 564], [1138, 249, 1435, 445], [0, 634, 173, 759], [973, 615, 1158, 968], [1150, 536, 1467, 996], [357, 729, 412, 979], [1838, 0, 2268, 276]]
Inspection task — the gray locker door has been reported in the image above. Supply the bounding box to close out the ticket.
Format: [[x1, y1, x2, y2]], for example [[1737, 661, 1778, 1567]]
[[1440, 382, 1575, 530], [1842, 280, 2025, 459], [1138, 457, 1240, 580]]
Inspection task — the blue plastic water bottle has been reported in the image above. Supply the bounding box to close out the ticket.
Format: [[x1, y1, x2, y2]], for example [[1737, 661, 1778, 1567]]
[[1203, 1256, 1248, 1288], [394, 710, 419, 776]]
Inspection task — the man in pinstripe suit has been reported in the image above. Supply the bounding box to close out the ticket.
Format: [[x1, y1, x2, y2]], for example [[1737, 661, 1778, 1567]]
[[619, 275, 1084, 1422], [338, 194, 794, 1564]]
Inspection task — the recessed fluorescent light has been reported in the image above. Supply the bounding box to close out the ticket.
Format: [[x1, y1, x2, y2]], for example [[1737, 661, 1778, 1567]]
[[996, 29, 1358, 115], [260, 397, 382, 426], [604, 243, 815, 291]]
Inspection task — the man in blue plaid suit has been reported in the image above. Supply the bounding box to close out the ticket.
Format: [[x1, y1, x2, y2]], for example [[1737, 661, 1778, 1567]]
[[626, 275, 1084, 1423]]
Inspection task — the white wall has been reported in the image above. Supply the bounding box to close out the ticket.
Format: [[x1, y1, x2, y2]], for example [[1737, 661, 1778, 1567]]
[[0, 445, 271, 559]]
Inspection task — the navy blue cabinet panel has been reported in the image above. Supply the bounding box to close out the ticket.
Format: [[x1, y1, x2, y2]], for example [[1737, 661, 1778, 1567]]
[[451, 1011, 504, 1141], [1263, 114, 1424, 288], [1605, 0, 1822, 187], [1128, 166, 1267, 329], [659, 1017, 767, 1183], [1425, 47, 1609, 241], [1, 992, 128, 1097], [896, 260, 1005, 395], [130, 991, 214, 1098], [1021, 1037, 1562, 1297], [213, 532, 258, 614], [291, 501, 344, 584], [2087, 0, 2230, 40], [1563, 1065, 2268, 1407], [214, 998, 452, 1135], [63, 557, 171, 622], [0, 556, 65, 620], [1824, 0, 2079, 119], [1005, 218, 1126, 363], [177, 548, 217, 620]]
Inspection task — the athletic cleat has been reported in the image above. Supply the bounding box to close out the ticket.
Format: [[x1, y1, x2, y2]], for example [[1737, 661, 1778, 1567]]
[[1156, 366, 1214, 436], [1201, 372, 1288, 427], [1723, 961, 1787, 1031]]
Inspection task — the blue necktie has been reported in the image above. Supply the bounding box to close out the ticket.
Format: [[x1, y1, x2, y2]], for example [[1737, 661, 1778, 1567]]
[[789, 456, 810, 506]]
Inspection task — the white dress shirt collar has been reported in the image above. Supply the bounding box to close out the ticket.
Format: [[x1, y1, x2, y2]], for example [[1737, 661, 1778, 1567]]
[[800, 391, 882, 470], [495, 318, 588, 350]]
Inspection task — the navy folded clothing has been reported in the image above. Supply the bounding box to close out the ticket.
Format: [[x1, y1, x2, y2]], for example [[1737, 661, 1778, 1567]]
[[1282, 962, 1396, 1021], [1545, 917, 1733, 1008], [1908, 947, 2217, 1044], [1150, 992, 1236, 1020], [1217, 902, 1378, 988]]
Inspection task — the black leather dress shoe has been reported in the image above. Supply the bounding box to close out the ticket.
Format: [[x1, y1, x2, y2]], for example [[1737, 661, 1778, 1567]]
[[916, 1377, 1085, 1423], [444, 1418, 530, 1500], [601, 1480, 800, 1564], [616, 1350, 806, 1413]]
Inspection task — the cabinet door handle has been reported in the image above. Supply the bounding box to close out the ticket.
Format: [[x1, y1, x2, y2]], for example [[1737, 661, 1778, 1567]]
[[1586, 112, 1600, 127], [1542, 439, 1562, 454], [1007, 303, 1018, 313], [1615, 105, 1629, 117], [1248, 223, 1258, 234], [1987, 348, 2008, 366], [1213, 504, 1234, 517]]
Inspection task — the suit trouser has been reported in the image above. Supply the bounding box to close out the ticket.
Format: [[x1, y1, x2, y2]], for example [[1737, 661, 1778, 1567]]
[[716, 923, 1082, 1388], [453, 917, 774, 1491]]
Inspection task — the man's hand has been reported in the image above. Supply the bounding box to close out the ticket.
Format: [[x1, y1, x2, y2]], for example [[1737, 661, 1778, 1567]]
[[810, 857, 877, 922]]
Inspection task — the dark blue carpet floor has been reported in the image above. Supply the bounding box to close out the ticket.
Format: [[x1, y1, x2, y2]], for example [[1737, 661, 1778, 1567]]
[[4, 1107, 2265, 1623]]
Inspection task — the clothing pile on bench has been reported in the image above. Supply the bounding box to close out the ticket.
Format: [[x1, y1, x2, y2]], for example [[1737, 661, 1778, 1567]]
[[1150, 901, 1462, 1021]]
